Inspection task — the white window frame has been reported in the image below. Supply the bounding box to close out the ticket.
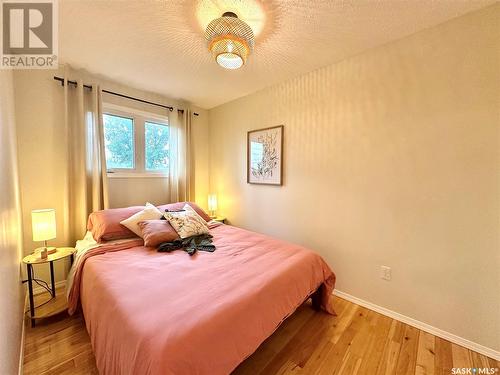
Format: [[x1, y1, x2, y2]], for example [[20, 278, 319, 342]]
[[103, 103, 169, 178]]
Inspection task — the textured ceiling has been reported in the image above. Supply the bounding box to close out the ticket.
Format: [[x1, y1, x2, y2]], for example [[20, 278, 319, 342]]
[[59, 0, 495, 109]]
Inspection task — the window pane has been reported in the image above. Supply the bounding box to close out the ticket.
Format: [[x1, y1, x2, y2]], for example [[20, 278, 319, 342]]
[[103, 114, 134, 169], [145, 122, 169, 172]]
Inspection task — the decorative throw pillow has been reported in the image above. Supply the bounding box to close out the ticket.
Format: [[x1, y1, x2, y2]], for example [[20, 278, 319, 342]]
[[164, 204, 209, 239], [183, 204, 209, 222], [138, 220, 179, 247], [120, 203, 163, 237]]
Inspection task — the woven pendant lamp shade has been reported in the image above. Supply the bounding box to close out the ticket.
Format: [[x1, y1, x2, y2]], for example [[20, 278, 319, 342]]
[[206, 12, 255, 70]]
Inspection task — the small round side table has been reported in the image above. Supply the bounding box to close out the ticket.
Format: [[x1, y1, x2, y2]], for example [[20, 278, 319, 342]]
[[22, 247, 75, 327]]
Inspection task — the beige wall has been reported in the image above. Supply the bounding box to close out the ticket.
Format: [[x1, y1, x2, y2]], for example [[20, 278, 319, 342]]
[[107, 177, 169, 208], [192, 109, 210, 209], [13, 69, 69, 283], [0, 70, 25, 374], [13, 68, 210, 283], [208, 5, 499, 352]]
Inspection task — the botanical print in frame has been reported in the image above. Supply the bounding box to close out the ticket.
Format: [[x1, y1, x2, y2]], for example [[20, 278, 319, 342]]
[[247, 125, 284, 185]]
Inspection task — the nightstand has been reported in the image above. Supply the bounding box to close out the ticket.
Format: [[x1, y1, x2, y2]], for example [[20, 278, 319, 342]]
[[22, 247, 75, 327], [212, 217, 226, 224]]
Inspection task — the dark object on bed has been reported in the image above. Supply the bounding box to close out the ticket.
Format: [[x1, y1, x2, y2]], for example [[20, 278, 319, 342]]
[[158, 233, 215, 256]]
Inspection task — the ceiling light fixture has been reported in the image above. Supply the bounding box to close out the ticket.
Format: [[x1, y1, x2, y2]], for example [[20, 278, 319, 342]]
[[205, 11, 255, 70]]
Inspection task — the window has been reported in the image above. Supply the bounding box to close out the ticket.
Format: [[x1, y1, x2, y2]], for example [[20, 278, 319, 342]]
[[102, 105, 169, 177], [145, 121, 169, 172], [103, 114, 135, 169]]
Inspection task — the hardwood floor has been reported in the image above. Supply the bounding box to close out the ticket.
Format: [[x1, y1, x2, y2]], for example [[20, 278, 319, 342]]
[[23, 295, 498, 375]]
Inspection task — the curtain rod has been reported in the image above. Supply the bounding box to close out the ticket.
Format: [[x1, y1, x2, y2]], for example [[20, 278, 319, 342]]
[[53, 76, 199, 116]]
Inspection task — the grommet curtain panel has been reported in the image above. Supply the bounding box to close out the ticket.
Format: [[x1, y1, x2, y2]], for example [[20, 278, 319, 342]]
[[168, 109, 194, 203], [63, 71, 109, 243]]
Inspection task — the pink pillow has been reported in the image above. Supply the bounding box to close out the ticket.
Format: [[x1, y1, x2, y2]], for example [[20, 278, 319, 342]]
[[157, 202, 211, 222], [138, 220, 179, 247], [87, 206, 144, 242]]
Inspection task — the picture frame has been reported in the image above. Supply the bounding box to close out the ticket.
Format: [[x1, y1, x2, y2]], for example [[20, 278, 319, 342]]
[[247, 125, 284, 185]]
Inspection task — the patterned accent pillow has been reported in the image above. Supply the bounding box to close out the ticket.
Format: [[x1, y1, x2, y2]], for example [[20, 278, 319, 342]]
[[164, 204, 209, 239]]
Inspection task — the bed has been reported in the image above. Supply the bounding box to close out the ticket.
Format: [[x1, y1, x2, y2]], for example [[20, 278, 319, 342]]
[[67, 205, 336, 375]]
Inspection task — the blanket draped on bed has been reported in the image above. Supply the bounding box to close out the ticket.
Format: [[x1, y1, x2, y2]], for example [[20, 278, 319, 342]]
[[66, 221, 223, 314], [66, 224, 336, 375], [67, 237, 144, 315]]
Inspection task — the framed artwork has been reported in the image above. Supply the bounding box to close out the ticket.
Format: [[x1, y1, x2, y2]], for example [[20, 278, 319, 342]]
[[247, 125, 284, 185]]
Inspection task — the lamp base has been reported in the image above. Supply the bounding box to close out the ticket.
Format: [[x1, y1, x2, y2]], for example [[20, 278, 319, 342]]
[[34, 246, 57, 255]]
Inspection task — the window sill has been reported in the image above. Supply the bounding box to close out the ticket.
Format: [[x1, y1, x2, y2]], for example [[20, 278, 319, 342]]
[[107, 172, 168, 179]]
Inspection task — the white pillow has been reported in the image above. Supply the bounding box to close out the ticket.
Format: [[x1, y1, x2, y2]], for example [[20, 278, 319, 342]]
[[164, 204, 209, 239], [120, 203, 163, 237]]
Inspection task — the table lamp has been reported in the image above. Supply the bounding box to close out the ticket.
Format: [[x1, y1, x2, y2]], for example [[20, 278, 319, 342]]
[[208, 194, 218, 218], [32, 209, 57, 259]]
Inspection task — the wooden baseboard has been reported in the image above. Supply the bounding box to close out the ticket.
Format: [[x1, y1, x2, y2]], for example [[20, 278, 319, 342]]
[[333, 290, 500, 361], [18, 291, 27, 375]]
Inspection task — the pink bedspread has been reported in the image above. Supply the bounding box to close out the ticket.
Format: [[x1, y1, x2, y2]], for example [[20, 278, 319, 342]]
[[77, 225, 336, 375]]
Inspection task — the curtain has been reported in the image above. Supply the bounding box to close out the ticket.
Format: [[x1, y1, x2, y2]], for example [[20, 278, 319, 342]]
[[168, 109, 194, 202], [64, 72, 109, 242]]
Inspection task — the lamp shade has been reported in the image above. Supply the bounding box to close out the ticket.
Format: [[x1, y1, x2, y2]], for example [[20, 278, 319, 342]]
[[208, 194, 218, 213], [31, 209, 56, 242], [206, 12, 254, 70]]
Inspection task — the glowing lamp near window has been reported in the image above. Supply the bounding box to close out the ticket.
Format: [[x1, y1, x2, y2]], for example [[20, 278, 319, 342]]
[[31, 209, 57, 258], [205, 12, 255, 70], [208, 194, 218, 218]]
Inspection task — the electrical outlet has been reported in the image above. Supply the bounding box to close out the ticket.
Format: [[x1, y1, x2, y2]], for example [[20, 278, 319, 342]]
[[380, 266, 392, 281]]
